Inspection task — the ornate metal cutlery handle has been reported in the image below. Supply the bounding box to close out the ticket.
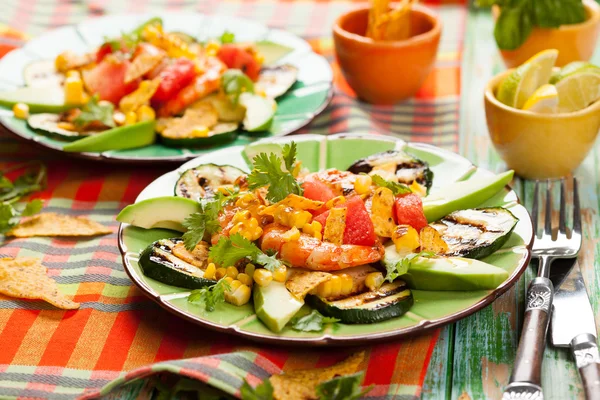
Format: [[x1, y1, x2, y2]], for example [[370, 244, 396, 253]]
[[571, 333, 600, 400]]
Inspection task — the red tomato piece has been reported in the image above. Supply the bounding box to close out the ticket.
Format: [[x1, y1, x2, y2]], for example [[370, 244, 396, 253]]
[[393, 194, 428, 231], [302, 176, 336, 215], [151, 58, 197, 103], [217, 44, 261, 81], [313, 196, 377, 246], [82, 58, 139, 104], [95, 43, 113, 63]]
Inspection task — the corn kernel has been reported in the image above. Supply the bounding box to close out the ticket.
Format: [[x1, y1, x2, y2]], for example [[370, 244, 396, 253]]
[[232, 210, 252, 224], [227, 284, 251, 306], [272, 265, 287, 282], [354, 174, 373, 195], [223, 276, 234, 284], [281, 227, 300, 242], [339, 274, 353, 295], [12, 103, 29, 119], [205, 41, 220, 57], [54, 51, 72, 72], [125, 111, 138, 125], [64, 76, 84, 104], [237, 273, 252, 286], [329, 275, 342, 297], [365, 272, 384, 291], [57, 122, 76, 131], [326, 196, 346, 209], [66, 69, 80, 79], [113, 111, 126, 126], [254, 269, 273, 287], [226, 266, 239, 279], [204, 263, 216, 280], [228, 279, 242, 293], [244, 263, 256, 279], [410, 181, 427, 197], [190, 126, 209, 137], [136, 104, 156, 122], [317, 280, 332, 298], [215, 267, 227, 280], [392, 225, 420, 253], [302, 221, 323, 240]]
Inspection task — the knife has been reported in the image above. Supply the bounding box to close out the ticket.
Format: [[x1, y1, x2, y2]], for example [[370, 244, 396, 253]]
[[551, 261, 600, 399]]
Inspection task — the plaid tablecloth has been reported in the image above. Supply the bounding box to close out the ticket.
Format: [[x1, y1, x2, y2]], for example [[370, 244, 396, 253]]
[[0, 1, 465, 399]]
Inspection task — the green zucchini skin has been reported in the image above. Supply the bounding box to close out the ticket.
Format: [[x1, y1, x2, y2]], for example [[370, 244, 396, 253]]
[[174, 163, 246, 200], [431, 207, 518, 260], [27, 113, 95, 142], [159, 123, 238, 148], [139, 238, 215, 289], [306, 280, 413, 324]]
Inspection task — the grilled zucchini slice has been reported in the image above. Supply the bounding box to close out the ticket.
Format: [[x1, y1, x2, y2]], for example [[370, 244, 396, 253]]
[[27, 113, 100, 141], [139, 238, 215, 289], [159, 122, 238, 148], [430, 207, 518, 259], [307, 280, 413, 324], [175, 163, 246, 200]]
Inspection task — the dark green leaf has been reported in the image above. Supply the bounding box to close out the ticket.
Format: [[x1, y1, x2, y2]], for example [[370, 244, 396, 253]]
[[74, 95, 115, 128], [240, 379, 274, 400], [221, 69, 255, 105], [209, 234, 284, 271], [188, 278, 231, 312], [21, 199, 43, 217], [291, 310, 340, 332], [282, 142, 297, 172], [219, 31, 236, 44], [247, 149, 303, 203], [494, 4, 533, 50], [370, 174, 412, 196], [181, 199, 223, 250], [316, 372, 373, 400]]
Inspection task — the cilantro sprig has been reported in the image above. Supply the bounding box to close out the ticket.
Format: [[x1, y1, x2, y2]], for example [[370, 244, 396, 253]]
[[247, 142, 303, 203], [370, 174, 412, 196], [240, 379, 273, 400], [0, 200, 43, 235], [187, 278, 231, 312], [384, 251, 435, 282], [73, 95, 115, 128], [221, 69, 254, 105], [291, 310, 340, 332], [219, 30, 235, 44], [209, 234, 283, 271]]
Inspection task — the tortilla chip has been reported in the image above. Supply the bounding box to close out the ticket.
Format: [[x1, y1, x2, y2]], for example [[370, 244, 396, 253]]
[[270, 351, 366, 400], [323, 207, 347, 246], [0, 257, 80, 309], [119, 78, 161, 113], [125, 51, 166, 83], [420, 226, 449, 255], [6, 213, 112, 238], [370, 187, 396, 238], [286, 270, 331, 299], [161, 103, 219, 139]]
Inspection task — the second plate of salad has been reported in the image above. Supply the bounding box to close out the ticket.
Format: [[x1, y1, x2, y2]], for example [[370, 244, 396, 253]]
[[0, 13, 332, 163]]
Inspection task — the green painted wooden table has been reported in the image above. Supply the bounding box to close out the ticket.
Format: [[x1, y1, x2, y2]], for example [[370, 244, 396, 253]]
[[422, 6, 600, 400]]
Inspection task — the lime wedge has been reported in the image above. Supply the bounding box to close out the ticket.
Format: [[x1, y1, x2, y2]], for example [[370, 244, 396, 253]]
[[239, 93, 276, 132], [550, 61, 600, 84], [554, 72, 600, 113], [522, 84, 559, 114]]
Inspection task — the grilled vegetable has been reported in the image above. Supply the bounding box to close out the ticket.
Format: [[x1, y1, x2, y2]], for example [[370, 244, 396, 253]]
[[307, 280, 413, 324], [347, 150, 433, 192], [430, 207, 518, 259], [23, 60, 63, 88], [27, 113, 99, 141], [174, 163, 246, 200], [139, 238, 215, 289], [196, 94, 245, 122], [255, 64, 298, 99], [159, 122, 238, 148]]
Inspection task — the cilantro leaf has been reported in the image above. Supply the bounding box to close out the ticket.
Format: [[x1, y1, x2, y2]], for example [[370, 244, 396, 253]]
[[384, 251, 435, 282], [247, 148, 303, 203], [209, 234, 284, 271], [221, 69, 254, 105], [188, 278, 231, 312], [371, 174, 412, 196], [74, 95, 115, 128], [21, 199, 43, 217], [182, 199, 223, 250], [291, 310, 340, 332], [0, 162, 47, 203], [240, 378, 273, 400], [316, 372, 373, 400], [0, 200, 44, 235], [219, 30, 235, 44], [282, 142, 297, 172]]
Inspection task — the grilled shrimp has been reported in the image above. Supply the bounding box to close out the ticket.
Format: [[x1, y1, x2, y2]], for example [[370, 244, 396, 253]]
[[158, 56, 226, 117], [260, 224, 383, 271]]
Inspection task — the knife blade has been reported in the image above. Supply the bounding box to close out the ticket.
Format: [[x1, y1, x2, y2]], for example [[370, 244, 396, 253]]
[[551, 261, 600, 399]]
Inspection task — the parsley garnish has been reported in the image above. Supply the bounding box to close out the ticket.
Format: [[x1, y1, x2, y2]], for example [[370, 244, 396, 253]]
[[370, 174, 412, 196], [384, 251, 435, 282], [247, 143, 303, 203], [315, 372, 373, 400], [73, 95, 115, 128], [291, 310, 340, 332], [0, 199, 43, 235], [221, 69, 254, 105], [240, 378, 273, 400], [209, 234, 283, 271], [181, 199, 223, 250], [219, 30, 235, 44], [187, 278, 231, 312]]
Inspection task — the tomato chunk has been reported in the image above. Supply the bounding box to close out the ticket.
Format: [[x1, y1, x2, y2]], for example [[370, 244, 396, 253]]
[[151, 58, 197, 103], [82, 58, 139, 104], [313, 196, 377, 246], [393, 194, 428, 231], [302, 177, 336, 203], [95, 43, 113, 63], [217, 44, 261, 81]]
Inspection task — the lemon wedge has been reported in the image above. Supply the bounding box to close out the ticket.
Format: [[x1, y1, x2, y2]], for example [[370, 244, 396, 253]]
[[522, 84, 559, 114], [496, 49, 559, 109]]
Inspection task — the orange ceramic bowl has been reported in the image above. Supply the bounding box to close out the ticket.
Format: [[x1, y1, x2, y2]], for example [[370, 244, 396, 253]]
[[494, 0, 600, 68], [333, 5, 441, 105]]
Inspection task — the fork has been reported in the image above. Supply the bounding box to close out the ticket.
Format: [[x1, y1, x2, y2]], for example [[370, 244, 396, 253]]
[[503, 178, 582, 399]]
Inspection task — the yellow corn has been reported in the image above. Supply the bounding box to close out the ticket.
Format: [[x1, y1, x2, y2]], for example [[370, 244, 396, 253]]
[[190, 126, 209, 137], [136, 105, 156, 122], [113, 111, 126, 126], [54, 51, 72, 72], [226, 266, 239, 279], [329, 275, 342, 297], [232, 210, 252, 224], [244, 263, 256, 280], [228, 279, 242, 293], [204, 263, 216, 280], [229, 216, 263, 241], [268, 205, 312, 229], [272, 265, 287, 282], [354, 174, 372, 195], [302, 221, 323, 241], [237, 273, 252, 286], [254, 269, 273, 287], [236, 192, 257, 208], [125, 111, 138, 125], [143, 24, 196, 60], [64, 76, 84, 105], [205, 41, 220, 57], [215, 267, 227, 280], [317, 280, 332, 298], [12, 103, 29, 120], [392, 225, 420, 253], [365, 272, 384, 292], [57, 122, 76, 131], [325, 196, 346, 210], [339, 274, 353, 296], [66, 69, 80, 79], [227, 284, 251, 306], [281, 227, 300, 242], [223, 276, 234, 284], [410, 181, 427, 197], [254, 51, 265, 64]]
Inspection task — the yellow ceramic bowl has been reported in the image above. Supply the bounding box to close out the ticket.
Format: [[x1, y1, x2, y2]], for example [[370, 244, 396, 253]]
[[484, 70, 600, 179], [493, 0, 600, 68]]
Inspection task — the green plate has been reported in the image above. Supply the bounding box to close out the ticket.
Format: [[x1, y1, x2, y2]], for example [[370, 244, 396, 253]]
[[0, 13, 332, 164], [118, 134, 534, 345]]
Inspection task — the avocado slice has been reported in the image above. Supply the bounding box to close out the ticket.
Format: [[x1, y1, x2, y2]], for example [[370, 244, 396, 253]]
[[239, 93, 276, 132], [0, 86, 74, 113], [255, 40, 294, 65], [253, 281, 304, 333], [117, 196, 201, 232], [422, 170, 514, 222], [62, 121, 156, 152]]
